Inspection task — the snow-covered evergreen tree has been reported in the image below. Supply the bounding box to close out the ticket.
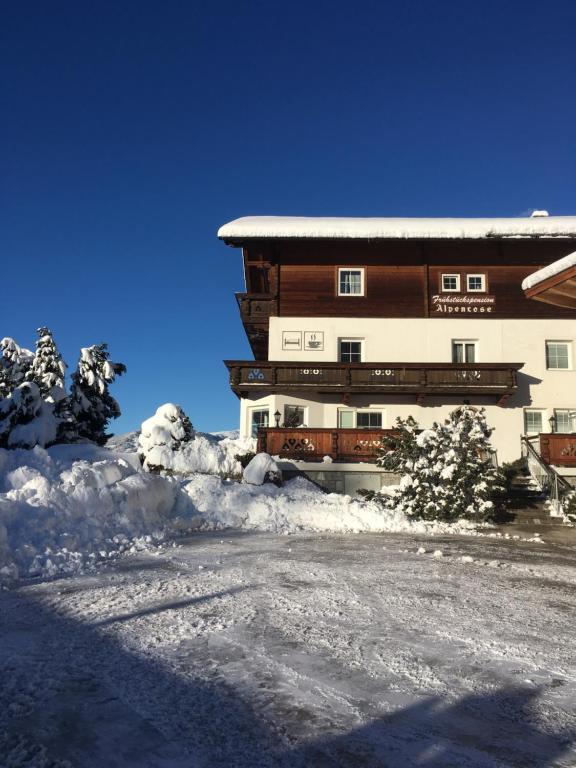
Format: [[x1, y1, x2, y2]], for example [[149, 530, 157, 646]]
[[68, 344, 126, 444], [377, 406, 503, 522], [139, 403, 194, 472], [0, 337, 33, 398], [26, 327, 67, 402], [0, 381, 58, 449]]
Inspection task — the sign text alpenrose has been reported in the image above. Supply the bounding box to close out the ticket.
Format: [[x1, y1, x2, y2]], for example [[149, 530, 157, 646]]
[[432, 294, 496, 315]]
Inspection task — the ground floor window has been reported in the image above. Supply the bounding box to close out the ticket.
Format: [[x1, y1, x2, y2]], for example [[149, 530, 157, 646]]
[[338, 409, 383, 429], [250, 408, 269, 437], [554, 409, 576, 433], [524, 409, 544, 435], [284, 405, 306, 427]]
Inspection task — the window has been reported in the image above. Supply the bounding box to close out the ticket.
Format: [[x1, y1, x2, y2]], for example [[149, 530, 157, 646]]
[[524, 410, 544, 435], [467, 274, 486, 292], [555, 409, 576, 433], [546, 341, 571, 370], [338, 268, 364, 296], [250, 408, 269, 437], [339, 339, 363, 363], [284, 405, 306, 428], [338, 410, 355, 428], [356, 411, 383, 429], [338, 409, 383, 428], [452, 340, 477, 363], [442, 274, 460, 292]]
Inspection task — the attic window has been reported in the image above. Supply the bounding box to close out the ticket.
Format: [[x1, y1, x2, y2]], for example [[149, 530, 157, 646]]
[[441, 274, 460, 292], [467, 274, 486, 292]]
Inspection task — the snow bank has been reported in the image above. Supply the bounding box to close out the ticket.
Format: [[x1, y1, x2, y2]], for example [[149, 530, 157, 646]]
[[243, 452, 279, 485], [218, 215, 576, 241], [0, 444, 178, 580], [181, 474, 479, 535], [0, 433, 480, 583], [109, 429, 255, 477]]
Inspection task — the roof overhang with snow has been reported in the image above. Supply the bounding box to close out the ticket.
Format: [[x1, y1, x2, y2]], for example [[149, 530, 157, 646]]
[[522, 250, 576, 308], [218, 216, 576, 243]]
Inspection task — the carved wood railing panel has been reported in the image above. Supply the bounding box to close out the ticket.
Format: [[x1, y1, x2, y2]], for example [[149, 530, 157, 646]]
[[539, 433, 576, 466], [257, 428, 395, 463]]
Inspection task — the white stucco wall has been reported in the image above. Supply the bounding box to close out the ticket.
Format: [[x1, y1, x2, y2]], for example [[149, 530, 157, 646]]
[[236, 316, 576, 464]]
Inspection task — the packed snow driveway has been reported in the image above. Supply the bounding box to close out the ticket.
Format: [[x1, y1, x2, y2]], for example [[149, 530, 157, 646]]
[[1, 532, 576, 768]]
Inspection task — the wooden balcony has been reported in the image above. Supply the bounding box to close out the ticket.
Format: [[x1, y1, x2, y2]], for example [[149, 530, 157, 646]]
[[225, 361, 523, 405], [539, 433, 576, 467], [257, 428, 394, 463]]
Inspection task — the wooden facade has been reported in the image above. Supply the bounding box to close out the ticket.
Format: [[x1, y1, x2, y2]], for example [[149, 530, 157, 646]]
[[236, 240, 576, 358]]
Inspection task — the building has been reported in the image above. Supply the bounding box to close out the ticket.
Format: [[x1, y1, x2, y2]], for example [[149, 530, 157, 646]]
[[220, 214, 576, 493]]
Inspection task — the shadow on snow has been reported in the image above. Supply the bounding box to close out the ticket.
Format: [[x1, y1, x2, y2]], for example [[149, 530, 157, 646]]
[[0, 582, 574, 768]]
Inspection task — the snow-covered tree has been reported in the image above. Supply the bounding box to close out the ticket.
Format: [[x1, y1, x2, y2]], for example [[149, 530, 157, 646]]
[[26, 327, 67, 402], [139, 403, 194, 472], [0, 337, 34, 399], [377, 406, 503, 522], [0, 381, 58, 449], [68, 344, 126, 444]]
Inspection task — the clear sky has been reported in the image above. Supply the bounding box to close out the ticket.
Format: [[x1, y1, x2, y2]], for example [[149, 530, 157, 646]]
[[2, 0, 575, 434]]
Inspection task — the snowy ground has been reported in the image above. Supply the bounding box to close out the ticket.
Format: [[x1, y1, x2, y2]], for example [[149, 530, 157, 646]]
[[1, 531, 575, 767]]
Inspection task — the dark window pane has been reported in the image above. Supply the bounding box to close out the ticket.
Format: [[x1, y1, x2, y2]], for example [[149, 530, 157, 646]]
[[357, 412, 382, 429]]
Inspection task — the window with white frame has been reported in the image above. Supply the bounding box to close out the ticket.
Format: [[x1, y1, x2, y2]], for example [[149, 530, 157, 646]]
[[338, 409, 383, 429], [441, 274, 460, 292], [467, 274, 486, 292], [524, 409, 544, 435], [546, 341, 571, 370], [554, 409, 576, 433], [249, 408, 269, 437], [283, 405, 306, 428], [339, 338, 363, 363], [452, 340, 478, 363], [338, 268, 364, 296]]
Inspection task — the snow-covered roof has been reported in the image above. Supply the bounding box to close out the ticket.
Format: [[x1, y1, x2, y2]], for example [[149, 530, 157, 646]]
[[218, 216, 576, 242], [522, 250, 576, 291]]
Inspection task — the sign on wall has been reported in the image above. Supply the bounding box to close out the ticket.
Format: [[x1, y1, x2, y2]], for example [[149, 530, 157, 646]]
[[304, 331, 324, 351], [432, 295, 496, 315], [282, 331, 302, 350]]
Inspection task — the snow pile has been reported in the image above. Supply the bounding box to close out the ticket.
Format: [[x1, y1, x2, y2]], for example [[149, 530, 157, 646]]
[[181, 474, 479, 535], [139, 403, 195, 472], [243, 452, 280, 485], [0, 432, 483, 584], [0, 444, 178, 580], [139, 404, 255, 476], [147, 431, 255, 476]]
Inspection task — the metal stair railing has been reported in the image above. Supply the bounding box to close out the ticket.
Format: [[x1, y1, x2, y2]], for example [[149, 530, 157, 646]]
[[521, 436, 572, 516]]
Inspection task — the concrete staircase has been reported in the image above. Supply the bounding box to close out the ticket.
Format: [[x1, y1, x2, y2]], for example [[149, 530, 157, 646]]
[[496, 473, 573, 539]]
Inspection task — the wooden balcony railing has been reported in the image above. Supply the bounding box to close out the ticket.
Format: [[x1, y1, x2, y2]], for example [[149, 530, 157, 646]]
[[257, 428, 395, 463], [225, 361, 523, 404], [539, 433, 576, 467]]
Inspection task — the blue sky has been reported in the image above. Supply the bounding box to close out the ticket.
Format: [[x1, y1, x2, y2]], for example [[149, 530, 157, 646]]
[[2, 0, 575, 433]]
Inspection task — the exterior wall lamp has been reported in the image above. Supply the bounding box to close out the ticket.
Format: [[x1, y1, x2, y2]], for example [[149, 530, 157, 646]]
[[549, 414, 556, 433], [274, 410, 281, 427]]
